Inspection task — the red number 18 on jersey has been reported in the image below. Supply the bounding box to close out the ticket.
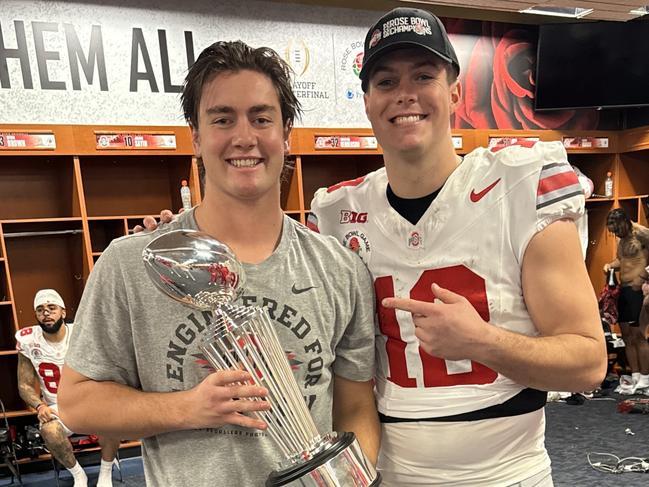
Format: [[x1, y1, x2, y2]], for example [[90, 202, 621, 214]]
[[375, 266, 498, 388]]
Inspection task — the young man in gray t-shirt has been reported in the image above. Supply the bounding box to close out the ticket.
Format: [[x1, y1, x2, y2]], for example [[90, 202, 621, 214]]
[[58, 41, 379, 486]]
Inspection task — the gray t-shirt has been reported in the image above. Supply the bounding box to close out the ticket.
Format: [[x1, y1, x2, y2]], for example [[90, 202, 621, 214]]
[[66, 209, 376, 486]]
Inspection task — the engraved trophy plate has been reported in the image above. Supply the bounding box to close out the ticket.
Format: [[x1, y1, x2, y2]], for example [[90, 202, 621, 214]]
[[143, 230, 380, 486]]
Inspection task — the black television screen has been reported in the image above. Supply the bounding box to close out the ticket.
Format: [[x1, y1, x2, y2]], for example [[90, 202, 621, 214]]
[[535, 21, 649, 110]]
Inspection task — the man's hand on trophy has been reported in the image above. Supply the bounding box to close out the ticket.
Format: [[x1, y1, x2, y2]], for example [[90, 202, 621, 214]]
[[132, 209, 177, 233], [187, 369, 270, 430]]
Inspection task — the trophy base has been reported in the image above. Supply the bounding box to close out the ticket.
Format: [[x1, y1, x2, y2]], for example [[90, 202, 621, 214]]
[[266, 432, 381, 486]]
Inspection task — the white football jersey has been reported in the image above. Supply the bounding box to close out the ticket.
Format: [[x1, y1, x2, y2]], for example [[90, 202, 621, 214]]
[[16, 324, 74, 406], [310, 141, 584, 419]]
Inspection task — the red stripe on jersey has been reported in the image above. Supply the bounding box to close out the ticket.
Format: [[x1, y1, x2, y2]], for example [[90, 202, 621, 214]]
[[537, 170, 579, 196], [490, 139, 537, 153], [306, 213, 320, 233], [306, 220, 319, 233], [327, 176, 366, 193]]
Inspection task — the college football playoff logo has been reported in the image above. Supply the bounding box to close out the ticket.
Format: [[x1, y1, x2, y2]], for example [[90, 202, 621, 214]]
[[285, 38, 310, 77]]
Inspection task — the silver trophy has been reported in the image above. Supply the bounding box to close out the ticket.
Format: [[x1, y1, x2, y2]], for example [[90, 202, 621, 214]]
[[143, 230, 380, 486]]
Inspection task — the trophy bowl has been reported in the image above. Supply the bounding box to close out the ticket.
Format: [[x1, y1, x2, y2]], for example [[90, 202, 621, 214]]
[[142, 229, 245, 310]]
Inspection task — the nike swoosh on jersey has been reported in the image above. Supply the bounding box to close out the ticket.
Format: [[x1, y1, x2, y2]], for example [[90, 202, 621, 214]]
[[470, 178, 501, 202], [291, 284, 316, 294]]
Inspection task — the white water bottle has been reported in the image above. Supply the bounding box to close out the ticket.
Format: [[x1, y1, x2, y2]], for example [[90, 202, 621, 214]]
[[604, 172, 613, 198], [180, 179, 192, 211]]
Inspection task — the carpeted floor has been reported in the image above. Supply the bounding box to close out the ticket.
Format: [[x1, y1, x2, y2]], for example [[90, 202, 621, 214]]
[[545, 392, 649, 487], [2, 392, 648, 486]]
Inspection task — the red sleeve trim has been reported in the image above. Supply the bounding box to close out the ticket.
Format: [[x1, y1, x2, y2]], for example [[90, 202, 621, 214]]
[[537, 171, 579, 197], [490, 140, 537, 153], [327, 176, 367, 193]]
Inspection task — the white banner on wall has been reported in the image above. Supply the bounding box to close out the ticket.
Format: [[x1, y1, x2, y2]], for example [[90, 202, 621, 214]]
[[0, 0, 378, 127]]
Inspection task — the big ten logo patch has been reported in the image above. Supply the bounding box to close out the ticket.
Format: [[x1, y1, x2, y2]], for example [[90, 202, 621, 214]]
[[340, 210, 368, 224]]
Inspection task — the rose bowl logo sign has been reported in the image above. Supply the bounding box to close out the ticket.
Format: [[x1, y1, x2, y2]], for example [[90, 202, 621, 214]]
[[285, 38, 310, 77], [351, 52, 364, 78], [340, 41, 364, 79]]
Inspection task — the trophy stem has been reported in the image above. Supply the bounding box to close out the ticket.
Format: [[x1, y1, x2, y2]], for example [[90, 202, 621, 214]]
[[200, 306, 321, 458]]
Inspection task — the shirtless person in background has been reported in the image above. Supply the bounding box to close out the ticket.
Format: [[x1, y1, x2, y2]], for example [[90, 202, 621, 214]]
[[604, 208, 649, 392]]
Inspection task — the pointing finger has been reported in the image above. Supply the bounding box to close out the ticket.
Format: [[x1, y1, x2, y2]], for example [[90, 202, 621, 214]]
[[381, 297, 434, 316], [431, 283, 464, 304]]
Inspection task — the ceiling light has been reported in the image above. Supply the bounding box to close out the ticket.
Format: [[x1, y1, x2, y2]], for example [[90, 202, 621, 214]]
[[520, 6, 593, 18], [629, 6, 649, 16]]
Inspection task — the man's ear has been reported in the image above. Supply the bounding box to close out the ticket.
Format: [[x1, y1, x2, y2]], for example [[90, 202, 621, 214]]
[[61, 309, 66, 320], [191, 125, 201, 157], [284, 124, 292, 155], [363, 91, 370, 119], [449, 79, 461, 114]]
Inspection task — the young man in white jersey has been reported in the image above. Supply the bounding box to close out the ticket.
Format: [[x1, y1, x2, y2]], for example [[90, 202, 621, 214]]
[[16, 289, 119, 487], [307, 8, 606, 486]]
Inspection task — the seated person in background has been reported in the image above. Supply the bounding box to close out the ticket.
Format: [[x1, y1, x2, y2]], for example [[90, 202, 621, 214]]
[[16, 289, 119, 487], [604, 209, 649, 392]]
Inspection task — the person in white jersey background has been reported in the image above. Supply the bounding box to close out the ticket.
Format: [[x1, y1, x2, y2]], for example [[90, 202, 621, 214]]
[[16, 289, 119, 487]]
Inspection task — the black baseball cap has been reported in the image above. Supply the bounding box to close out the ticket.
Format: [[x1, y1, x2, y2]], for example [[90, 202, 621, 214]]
[[359, 7, 460, 91]]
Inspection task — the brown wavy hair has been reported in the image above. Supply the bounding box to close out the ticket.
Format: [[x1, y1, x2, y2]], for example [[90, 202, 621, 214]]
[[181, 40, 301, 131]]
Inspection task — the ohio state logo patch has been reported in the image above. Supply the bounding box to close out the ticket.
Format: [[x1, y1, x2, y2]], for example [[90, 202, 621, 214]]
[[369, 29, 382, 48], [407, 231, 423, 249], [342, 230, 371, 261]]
